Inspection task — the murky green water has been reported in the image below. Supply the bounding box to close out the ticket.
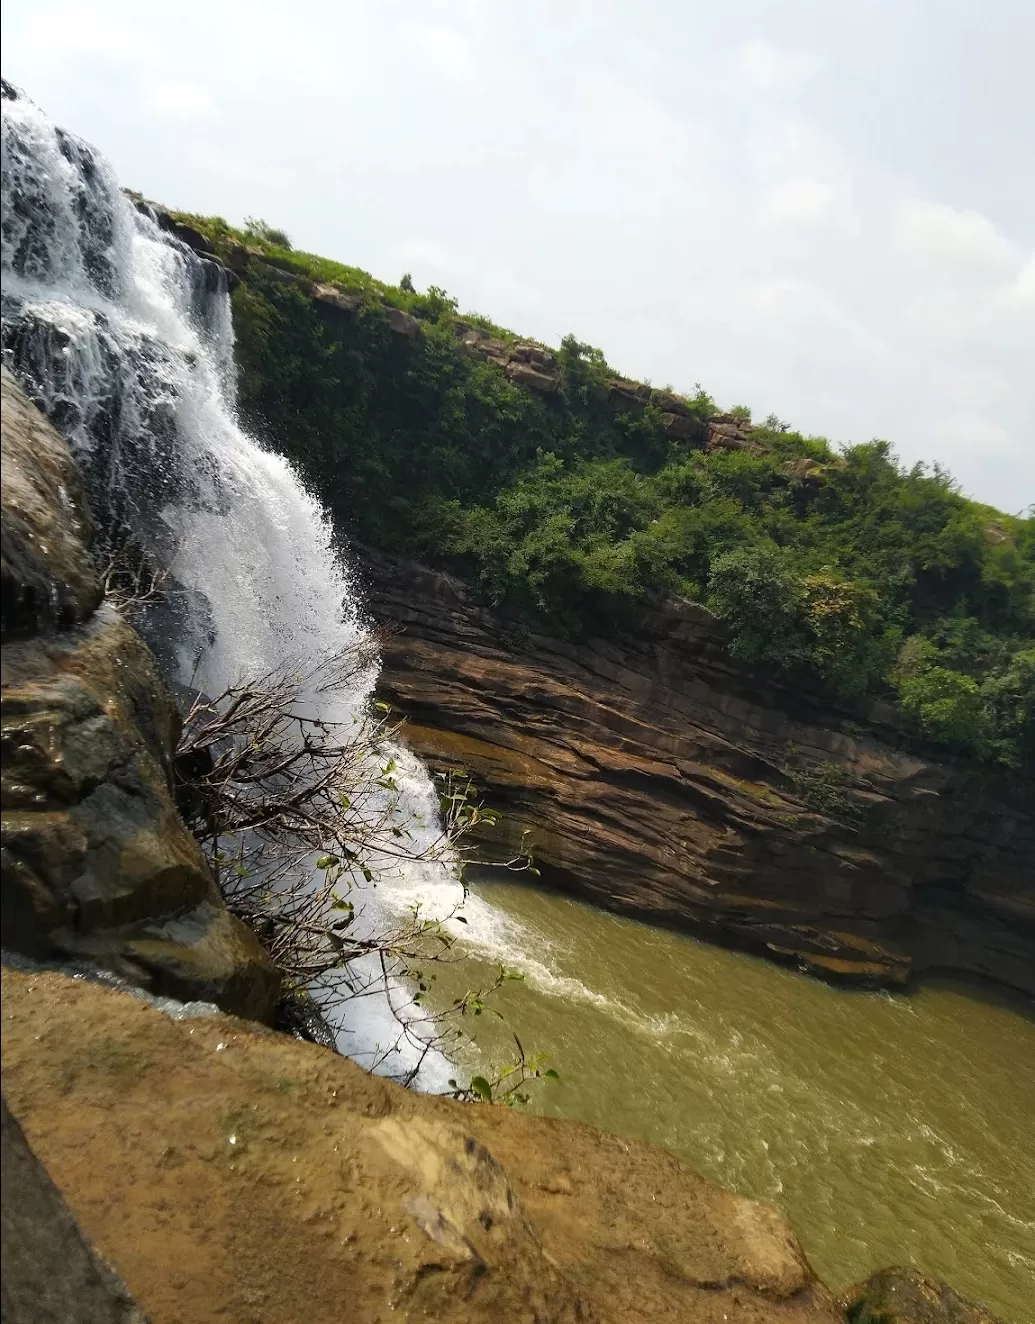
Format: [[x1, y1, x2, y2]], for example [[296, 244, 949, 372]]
[[426, 878, 1035, 1322]]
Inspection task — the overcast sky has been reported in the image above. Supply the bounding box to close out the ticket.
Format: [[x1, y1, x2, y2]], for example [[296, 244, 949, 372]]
[[3, 0, 1033, 511]]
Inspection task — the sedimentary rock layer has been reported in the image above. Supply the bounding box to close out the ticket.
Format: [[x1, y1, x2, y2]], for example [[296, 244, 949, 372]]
[[362, 548, 1035, 995]]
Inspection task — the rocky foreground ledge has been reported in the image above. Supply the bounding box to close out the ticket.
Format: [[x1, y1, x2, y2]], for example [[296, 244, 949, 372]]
[[0, 966, 996, 1324], [361, 550, 1035, 996]]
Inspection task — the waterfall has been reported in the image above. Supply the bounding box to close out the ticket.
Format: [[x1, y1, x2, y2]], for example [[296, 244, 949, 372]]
[[0, 83, 459, 1087]]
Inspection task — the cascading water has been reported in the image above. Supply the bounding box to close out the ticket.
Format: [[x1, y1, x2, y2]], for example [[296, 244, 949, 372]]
[[0, 83, 460, 1086]]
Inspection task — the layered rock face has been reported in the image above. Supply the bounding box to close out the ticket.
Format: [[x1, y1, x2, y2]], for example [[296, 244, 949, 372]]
[[1, 965, 844, 1324], [0, 373, 278, 1020], [362, 549, 1035, 995]]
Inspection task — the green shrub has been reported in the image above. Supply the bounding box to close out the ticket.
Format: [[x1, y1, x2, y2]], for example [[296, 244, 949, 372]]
[[707, 545, 809, 668], [897, 667, 984, 747]]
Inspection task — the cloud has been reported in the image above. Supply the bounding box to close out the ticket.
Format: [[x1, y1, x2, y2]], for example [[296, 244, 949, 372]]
[[18, 4, 160, 65], [146, 82, 218, 122], [405, 23, 474, 79], [748, 278, 889, 359], [737, 40, 820, 90], [1014, 255, 1035, 305], [897, 200, 1017, 271], [762, 178, 833, 224]]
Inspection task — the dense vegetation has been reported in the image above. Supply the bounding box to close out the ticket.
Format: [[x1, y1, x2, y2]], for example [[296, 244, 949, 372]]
[[180, 214, 1034, 768]]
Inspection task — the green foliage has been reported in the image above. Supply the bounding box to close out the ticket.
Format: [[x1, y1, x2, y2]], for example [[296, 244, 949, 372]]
[[784, 749, 863, 823], [707, 545, 809, 668], [449, 1033, 561, 1107], [191, 215, 1033, 768], [978, 648, 1035, 766], [898, 667, 984, 746], [243, 216, 291, 248]]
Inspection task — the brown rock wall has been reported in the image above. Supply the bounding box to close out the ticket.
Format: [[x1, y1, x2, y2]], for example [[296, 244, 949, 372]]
[[360, 549, 1035, 995]]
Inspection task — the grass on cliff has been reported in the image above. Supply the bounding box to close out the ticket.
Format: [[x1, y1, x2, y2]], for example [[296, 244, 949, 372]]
[[179, 211, 1034, 769]]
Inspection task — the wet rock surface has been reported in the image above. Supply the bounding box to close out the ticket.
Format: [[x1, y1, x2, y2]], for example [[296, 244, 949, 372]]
[[1, 371, 103, 638], [0, 376, 278, 1019], [841, 1267, 1003, 1324], [1, 966, 845, 1324], [361, 548, 1035, 995]]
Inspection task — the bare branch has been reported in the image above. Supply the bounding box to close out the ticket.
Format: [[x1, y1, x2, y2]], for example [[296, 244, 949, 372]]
[[173, 644, 536, 1083]]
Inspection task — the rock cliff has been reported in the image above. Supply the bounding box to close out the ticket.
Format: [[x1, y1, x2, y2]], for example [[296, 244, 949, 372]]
[[1, 965, 845, 1324], [0, 372, 278, 1020], [361, 549, 1035, 996]]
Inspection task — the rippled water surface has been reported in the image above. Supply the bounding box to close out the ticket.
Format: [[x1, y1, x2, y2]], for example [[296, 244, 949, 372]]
[[417, 878, 1035, 1321]]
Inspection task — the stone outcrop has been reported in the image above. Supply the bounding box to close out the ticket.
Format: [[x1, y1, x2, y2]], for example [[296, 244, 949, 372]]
[[1, 1095, 151, 1324], [0, 373, 278, 1020], [457, 324, 561, 392], [361, 548, 1035, 995], [1, 965, 845, 1324], [840, 1267, 1002, 1324], [707, 412, 759, 451]]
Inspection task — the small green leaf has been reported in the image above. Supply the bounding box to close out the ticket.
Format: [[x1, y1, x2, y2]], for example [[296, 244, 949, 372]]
[[316, 854, 339, 869], [470, 1076, 492, 1102]]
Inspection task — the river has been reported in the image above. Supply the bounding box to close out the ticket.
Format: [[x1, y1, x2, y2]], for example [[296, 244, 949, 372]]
[[409, 874, 1035, 1321]]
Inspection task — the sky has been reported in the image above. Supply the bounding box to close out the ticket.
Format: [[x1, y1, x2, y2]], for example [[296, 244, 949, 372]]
[[3, 0, 1033, 512]]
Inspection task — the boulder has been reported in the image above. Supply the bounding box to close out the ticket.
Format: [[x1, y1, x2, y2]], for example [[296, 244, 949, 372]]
[[506, 361, 559, 393], [311, 283, 364, 314], [658, 410, 699, 441], [783, 456, 823, 483], [1, 372, 103, 639], [608, 378, 651, 405], [385, 306, 421, 337], [509, 341, 557, 371], [707, 412, 757, 451], [650, 389, 694, 417], [225, 244, 263, 276], [840, 1267, 1003, 1324]]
